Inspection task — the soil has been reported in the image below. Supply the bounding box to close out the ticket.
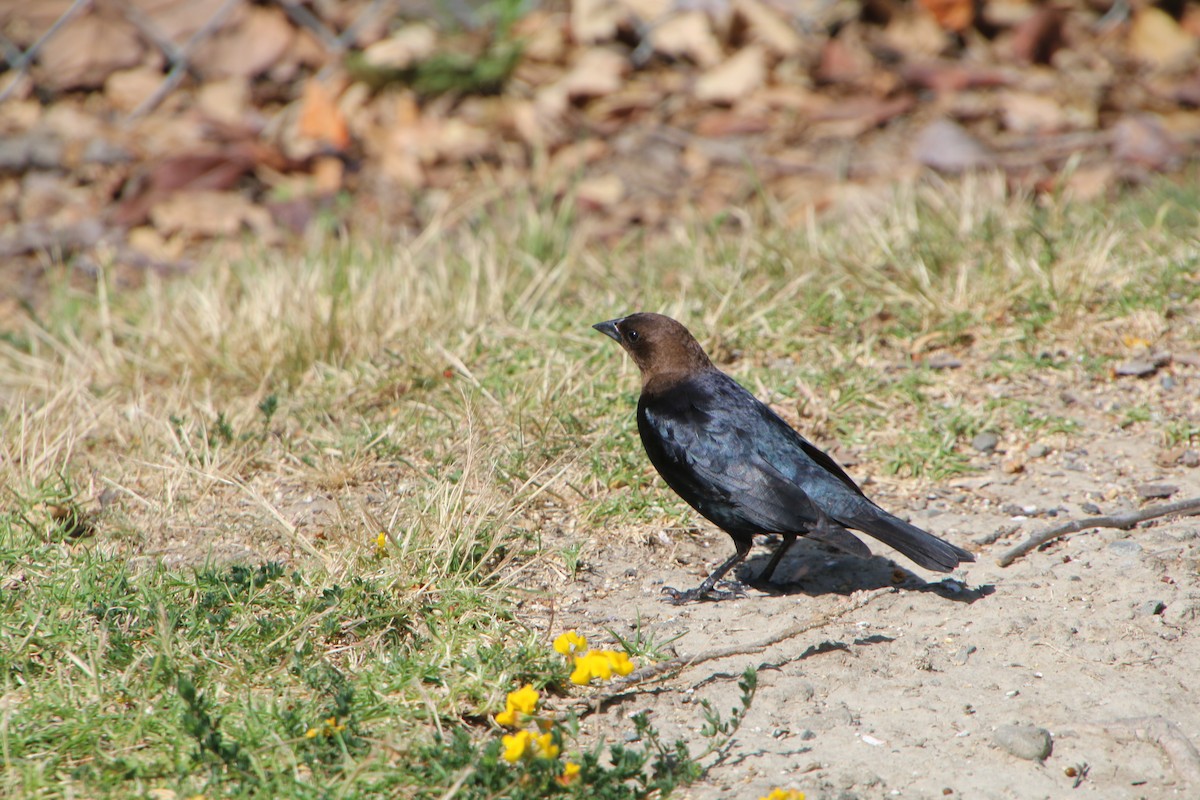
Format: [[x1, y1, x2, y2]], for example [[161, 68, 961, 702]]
[[529, 354, 1200, 799], [115, 319, 1200, 798]]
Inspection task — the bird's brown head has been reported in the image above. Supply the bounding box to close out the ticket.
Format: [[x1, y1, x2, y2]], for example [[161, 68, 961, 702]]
[[593, 313, 713, 388]]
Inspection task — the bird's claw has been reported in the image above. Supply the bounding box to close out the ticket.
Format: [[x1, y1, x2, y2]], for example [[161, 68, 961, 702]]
[[662, 581, 747, 605]]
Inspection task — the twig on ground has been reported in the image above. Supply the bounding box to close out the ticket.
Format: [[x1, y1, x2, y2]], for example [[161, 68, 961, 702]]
[[564, 586, 895, 716], [997, 496, 1200, 567], [1070, 716, 1200, 788]]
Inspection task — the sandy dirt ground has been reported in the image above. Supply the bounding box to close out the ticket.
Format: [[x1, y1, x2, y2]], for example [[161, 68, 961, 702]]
[[127, 333, 1200, 799], [536, 359, 1200, 800]]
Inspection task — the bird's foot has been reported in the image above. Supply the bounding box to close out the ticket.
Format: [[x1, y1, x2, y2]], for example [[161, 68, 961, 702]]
[[662, 581, 747, 605]]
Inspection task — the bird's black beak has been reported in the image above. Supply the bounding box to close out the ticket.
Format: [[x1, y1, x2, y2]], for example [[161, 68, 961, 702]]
[[592, 318, 623, 342]]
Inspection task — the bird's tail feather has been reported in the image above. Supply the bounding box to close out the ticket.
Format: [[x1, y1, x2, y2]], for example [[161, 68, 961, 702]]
[[848, 511, 974, 572]]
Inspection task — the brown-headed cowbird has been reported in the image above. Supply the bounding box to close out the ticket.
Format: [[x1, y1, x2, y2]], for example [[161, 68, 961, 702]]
[[594, 312, 975, 603]]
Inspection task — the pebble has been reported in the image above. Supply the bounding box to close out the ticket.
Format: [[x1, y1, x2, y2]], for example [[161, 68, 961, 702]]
[[1081, 502, 1102, 515], [1026, 443, 1051, 459], [952, 644, 976, 665], [1135, 599, 1165, 616], [1108, 540, 1143, 558], [82, 137, 133, 164], [993, 724, 1053, 761], [1137, 483, 1178, 499], [1115, 359, 1158, 377], [926, 353, 962, 370], [972, 432, 999, 453], [0, 134, 62, 171], [1184, 450, 1200, 468]]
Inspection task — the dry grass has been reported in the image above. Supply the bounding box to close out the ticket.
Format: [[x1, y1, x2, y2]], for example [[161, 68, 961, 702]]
[[3, 176, 1197, 565], [0, 174, 1196, 796]]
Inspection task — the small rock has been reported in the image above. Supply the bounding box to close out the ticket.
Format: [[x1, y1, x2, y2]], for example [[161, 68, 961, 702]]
[[1135, 599, 1166, 616], [82, 137, 132, 165], [994, 724, 1053, 761], [1108, 540, 1143, 558], [1183, 450, 1200, 468], [1027, 443, 1051, 459], [952, 644, 977, 665], [799, 728, 817, 740], [972, 432, 1000, 453], [1115, 359, 1158, 377], [925, 352, 962, 370], [1160, 375, 1177, 390], [781, 676, 816, 701], [0, 134, 63, 171], [1081, 502, 1102, 515], [1137, 483, 1178, 499]]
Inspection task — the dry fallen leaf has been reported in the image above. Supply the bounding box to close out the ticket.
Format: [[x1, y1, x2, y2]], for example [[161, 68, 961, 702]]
[[1000, 91, 1068, 134], [651, 11, 724, 68], [902, 60, 1011, 93], [37, 9, 145, 90], [196, 78, 251, 127], [576, 173, 625, 209], [695, 45, 766, 104], [1009, 7, 1065, 65], [732, 0, 802, 57], [912, 118, 994, 172], [194, 6, 294, 79], [131, 0, 235, 43], [298, 78, 351, 151], [512, 11, 569, 62], [918, 0, 975, 33], [560, 48, 629, 99], [149, 189, 275, 240], [1129, 7, 1197, 69], [816, 35, 871, 86], [1112, 114, 1181, 171], [570, 0, 628, 44], [105, 67, 164, 113], [362, 23, 437, 69]]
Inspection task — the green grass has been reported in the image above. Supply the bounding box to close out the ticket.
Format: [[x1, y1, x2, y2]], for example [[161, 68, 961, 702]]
[[1, 174, 1198, 797]]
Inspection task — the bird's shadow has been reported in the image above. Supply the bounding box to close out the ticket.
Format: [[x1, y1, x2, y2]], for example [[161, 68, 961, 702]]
[[740, 538, 994, 604]]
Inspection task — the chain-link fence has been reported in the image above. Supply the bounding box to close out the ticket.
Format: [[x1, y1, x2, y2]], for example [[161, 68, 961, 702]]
[[0, 0, 419, 110]]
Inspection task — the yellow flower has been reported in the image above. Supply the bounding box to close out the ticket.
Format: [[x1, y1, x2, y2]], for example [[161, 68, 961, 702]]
[[495, 684, 540, 728], [557, 761, 581, 785], [569, 652, 604, 685], [304, 727, 319, 739], [553, 630, 587, 656], [604, 650, 635, 677], [502, 730, 533, 762], [760, 789, 805, 800], [508, 684, 540, 714], [374, 531, 387, 555], [569, 650, 635, 685], [534, 731, 559, 759]]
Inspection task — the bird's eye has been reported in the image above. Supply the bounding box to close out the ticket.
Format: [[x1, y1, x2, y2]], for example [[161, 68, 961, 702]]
[[626, 329, 640, 343]]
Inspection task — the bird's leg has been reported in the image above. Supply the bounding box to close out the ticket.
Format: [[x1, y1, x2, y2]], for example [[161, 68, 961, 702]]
[[664, 538, 752, 604], [757, 532, 797, 584]]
